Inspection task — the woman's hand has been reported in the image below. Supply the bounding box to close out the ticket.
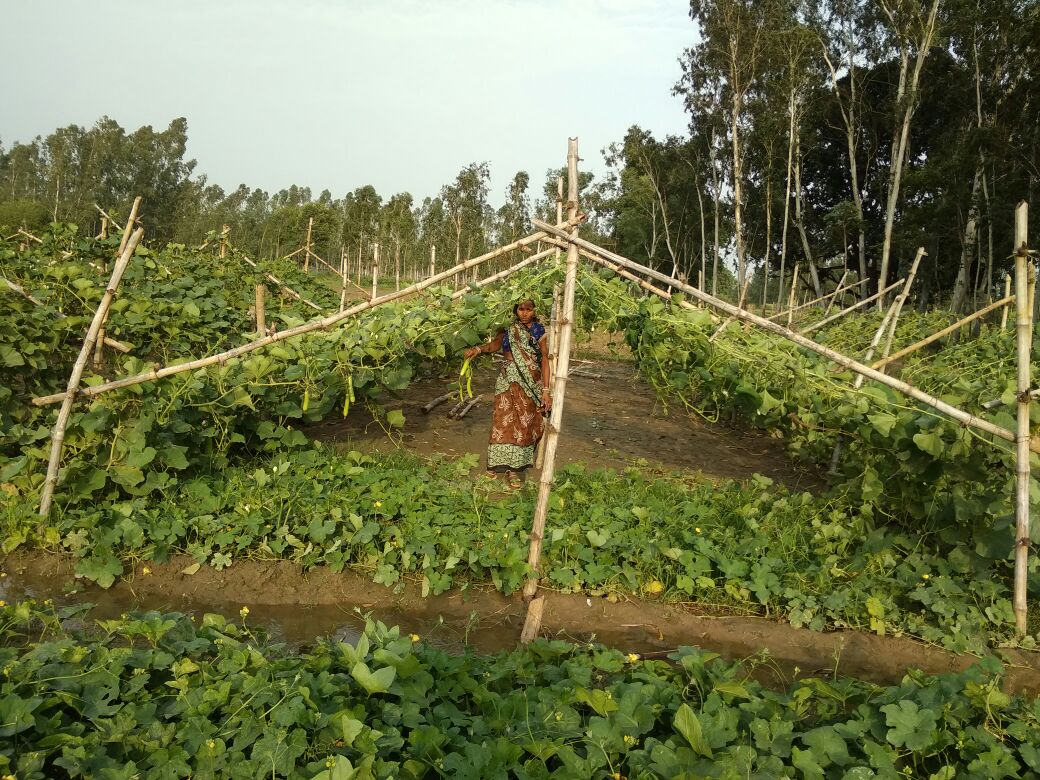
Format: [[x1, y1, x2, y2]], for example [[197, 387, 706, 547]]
[[540, 389, 553, 412], [464, 347, 480, 360]]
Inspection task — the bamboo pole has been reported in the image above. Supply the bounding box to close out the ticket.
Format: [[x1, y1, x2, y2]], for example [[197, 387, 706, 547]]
[[340, 249, 348, 312], [535, 283, 562, 469], [879, 248, 926, 363], [116, 197, 142, 258], [822, 270, 850, 318], [521, 139, 580, 645], [800, 278, 906, 335], [2, 278, 131, 352], [93, 327, 105, 370], [533, 220, 1029, 451], [371, 243, 380, 302], [32, 225, 576, 408], [1002, 274, 1013, 329], [449, 249, 553, 301], [786, 265, 800, 328], [303, 217, 313, 273], [709, 276, 752, 342], [871, 295, 1016, 370], [255, 284, 267, 335], [766, 276, 859, 322], [1013, 201, 1032, 635], [38, 228, 145, 517], [429, 245, 436, 279], [219, 225, 229, 260], [555, 175, 564, 265]]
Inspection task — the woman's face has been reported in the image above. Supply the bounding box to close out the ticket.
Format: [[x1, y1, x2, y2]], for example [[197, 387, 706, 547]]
[[516, 301, 536, 323]]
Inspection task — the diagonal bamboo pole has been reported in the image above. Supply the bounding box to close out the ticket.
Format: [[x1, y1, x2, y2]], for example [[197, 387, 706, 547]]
[[800, 278, 905, 335], [1013, 201, 1032, 634], [116, 197, 142, 258], [3, 278, 131, 352], [709, 276, 752, 342], [766, 275, 859, 322], [878, 247, 926, 364], [821, 270, 851, 318], [38, 228, 145, 517], [532, 219, 1029, 451], [786, 265, 800, 328], [450, 248, 554, 301], [872, 294, 1016, 371], [520, 139, 581, 645], [32, 225, 576, 407]]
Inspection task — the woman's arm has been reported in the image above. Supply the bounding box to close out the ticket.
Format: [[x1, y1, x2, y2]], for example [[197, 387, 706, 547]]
[[463, 330, 504, 361]]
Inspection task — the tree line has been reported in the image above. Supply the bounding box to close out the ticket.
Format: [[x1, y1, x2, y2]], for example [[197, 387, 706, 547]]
[[2, 0, 1037, 309]]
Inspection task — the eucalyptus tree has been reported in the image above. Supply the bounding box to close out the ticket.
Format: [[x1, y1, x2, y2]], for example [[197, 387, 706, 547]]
[[440, 162, 490, 269], [340, 185, 383, 273]]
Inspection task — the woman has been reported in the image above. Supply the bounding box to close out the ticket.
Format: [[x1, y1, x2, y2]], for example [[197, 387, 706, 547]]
[[464, 298, 552, 489]]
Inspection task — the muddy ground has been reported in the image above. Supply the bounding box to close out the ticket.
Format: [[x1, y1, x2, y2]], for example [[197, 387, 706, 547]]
[[308, 336, 824, 492], [3, 339, 1037, 693]]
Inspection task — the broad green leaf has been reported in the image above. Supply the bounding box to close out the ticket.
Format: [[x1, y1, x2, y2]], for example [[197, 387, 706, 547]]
[[351, 662, 396, 695], [674, 703, 712, 758]]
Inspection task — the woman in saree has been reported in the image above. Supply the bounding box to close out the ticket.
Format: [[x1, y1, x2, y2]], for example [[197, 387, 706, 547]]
[[463, 298, 552, 490]]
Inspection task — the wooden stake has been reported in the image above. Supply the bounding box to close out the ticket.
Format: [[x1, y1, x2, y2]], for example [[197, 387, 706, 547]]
[[255, 284, 267, 335], [1002, 274, 1013, 329], [340, 248, 348, 312], [371, 243, 380, 302], [430, 245, 436, 279], [535, 283, 562, 469], [800, 278, 906, 335], [33, 225, 578, 408], [533, 220, 1028, 451], [93, 327, 105, 370], [872, 295, 1015, 370], [219, 225, 229, 259], [521, 139, 581, 645], [303, 217, 313, 273], [116, 197, 142, 258], [555, 175, 564, 265], [38, 228, 144, 517], [786, 265, 800, 328], [1013, 201, 1032, 635]]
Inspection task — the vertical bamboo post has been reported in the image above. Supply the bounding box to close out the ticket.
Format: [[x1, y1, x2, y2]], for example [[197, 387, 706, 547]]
[[535, 284, 562, 469], [786, 264, 800, 328], [555, 175, 564, 266], [879, 247, 926, 363], [429, 245, 436, 279], [1013, 201, 1032, 635], [100, 217, 109, 239], [371, 243, 380, 301], [39, 228, 145, 517], [219, 224, 229, 260], [1002, 274, 1013, 329], [395, 248, 401, 292], [340, 248, 348, 312], [303, 217, 313, 272], [255, 284, 267, 336], [356, 244, 363, 287], [93, 327, 105, 370], [521, 139, 580, 645]]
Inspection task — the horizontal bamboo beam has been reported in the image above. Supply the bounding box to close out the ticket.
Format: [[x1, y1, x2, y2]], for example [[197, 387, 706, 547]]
[[33, 223, 576, 407], [766, 277, 860, 322], [532, 219, 1030, 453], [871, 295, 1015, 370]]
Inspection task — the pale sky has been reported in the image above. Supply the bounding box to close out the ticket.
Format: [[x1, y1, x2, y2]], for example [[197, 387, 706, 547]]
[[1, 0, 695, 203]]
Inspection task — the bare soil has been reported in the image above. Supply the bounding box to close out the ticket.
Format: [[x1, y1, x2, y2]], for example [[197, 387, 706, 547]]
[[307, 336, 824, 492]]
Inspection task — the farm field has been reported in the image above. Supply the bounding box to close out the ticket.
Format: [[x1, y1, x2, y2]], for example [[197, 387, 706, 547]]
[[3, 225, 1040, 776]]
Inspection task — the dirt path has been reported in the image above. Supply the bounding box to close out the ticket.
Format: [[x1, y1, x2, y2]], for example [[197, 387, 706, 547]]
[[308, 341, 823, 492], [4, 551, 1037, 695]]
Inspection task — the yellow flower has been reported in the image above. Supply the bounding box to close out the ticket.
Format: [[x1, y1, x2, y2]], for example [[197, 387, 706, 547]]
[[142, 567, 152, 575], [922, 574, 930, 580], [695, 527, 701, 534], [0, 600, 6, 608], [240, 606, 250, 618], [207, 739, 216, 749], [623, 734, 637, 745], [645, 580, 664, 595], [374, 500, 383, 508], [409, 633, 420, 642], [626, 653, 640, 663]]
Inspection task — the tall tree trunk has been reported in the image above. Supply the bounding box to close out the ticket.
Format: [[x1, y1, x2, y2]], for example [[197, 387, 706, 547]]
[[951, 165, 984, 313], [877, 0, 941, 307], [777, 89, 796, 309], [762, 178, 773, 310], [730, 87, 746, 290], [793, 125, 823, 297]]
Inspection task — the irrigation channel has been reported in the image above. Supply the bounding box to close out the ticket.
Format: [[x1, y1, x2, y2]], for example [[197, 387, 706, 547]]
[[5, 341, 1040, 695]]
